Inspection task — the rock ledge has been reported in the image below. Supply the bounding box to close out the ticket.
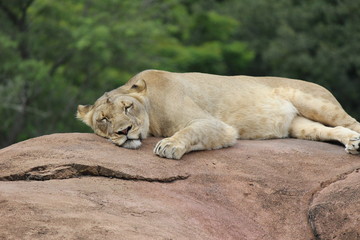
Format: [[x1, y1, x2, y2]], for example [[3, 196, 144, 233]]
[[1, 133, 359, 240]]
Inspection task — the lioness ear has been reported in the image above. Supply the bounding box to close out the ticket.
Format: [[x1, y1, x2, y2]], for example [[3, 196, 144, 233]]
[[76, 104, 94, 126], [130, 79, 147, 94]]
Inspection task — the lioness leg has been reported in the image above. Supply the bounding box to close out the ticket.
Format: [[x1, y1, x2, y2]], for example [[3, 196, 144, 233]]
[[285, 90, 360, 133], [290, 116, 360, 154], [154, 119, 238, 159]]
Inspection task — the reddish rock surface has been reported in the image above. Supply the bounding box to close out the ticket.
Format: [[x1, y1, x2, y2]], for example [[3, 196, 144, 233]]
[[0, 133, 359, 240]]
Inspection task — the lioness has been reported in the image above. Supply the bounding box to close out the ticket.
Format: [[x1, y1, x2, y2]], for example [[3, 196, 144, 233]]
[[77, 70, 360, 159]]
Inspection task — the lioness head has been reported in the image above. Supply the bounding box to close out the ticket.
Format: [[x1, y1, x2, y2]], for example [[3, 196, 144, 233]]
[[77, 80, 149, 149]]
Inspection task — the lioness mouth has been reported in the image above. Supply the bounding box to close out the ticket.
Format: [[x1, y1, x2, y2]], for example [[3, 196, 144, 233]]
[[117, 126, 132, 135]]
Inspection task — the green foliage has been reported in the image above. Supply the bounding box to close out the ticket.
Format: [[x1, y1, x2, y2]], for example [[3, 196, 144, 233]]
[[189, 11, 239, 44], [0, 0, 253, 147], [0, 0, 359, 147], [228, 0, 360, 117]]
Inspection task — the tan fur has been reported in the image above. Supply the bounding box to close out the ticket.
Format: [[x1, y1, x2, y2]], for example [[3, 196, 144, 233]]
[[77, 70, 360, 159]]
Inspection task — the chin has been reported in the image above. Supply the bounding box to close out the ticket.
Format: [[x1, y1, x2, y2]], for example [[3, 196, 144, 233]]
[[121, 139, 142, 149]]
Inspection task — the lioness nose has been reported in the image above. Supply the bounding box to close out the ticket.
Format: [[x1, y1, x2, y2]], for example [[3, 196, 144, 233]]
[[117, 126, 132, 135]]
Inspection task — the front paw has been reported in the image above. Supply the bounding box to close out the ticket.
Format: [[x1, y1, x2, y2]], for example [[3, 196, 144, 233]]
[[154, 138, 187, 160], [345, 136, 360, 154]]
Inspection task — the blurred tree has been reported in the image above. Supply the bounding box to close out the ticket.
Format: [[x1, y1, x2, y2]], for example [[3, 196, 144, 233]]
[[0, 0, 254, 147], [226, 0, 360, 118], [0, 0, 158, 146], [263, 0, 360, 117], [146, 0, 254, 74]]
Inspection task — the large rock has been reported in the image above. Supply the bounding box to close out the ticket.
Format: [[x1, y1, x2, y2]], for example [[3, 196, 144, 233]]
[[0, 133, 359, 240]]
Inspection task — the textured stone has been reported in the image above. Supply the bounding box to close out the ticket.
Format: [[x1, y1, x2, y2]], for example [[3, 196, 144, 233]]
[[0, 133, 359, 239]]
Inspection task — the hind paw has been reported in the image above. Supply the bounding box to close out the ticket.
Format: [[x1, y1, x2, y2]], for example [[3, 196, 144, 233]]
[[345, 136, 360, 154]]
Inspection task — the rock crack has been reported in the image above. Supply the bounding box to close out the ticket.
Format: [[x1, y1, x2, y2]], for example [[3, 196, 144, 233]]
[[0, 163, 190, 183]]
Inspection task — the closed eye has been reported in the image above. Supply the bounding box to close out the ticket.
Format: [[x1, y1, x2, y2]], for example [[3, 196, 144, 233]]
[[125, 105, 132, 114], [97, 117, 109, 124]]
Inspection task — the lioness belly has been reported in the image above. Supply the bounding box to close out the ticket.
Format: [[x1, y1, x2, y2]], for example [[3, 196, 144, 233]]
[[221, 97, 298, 140]]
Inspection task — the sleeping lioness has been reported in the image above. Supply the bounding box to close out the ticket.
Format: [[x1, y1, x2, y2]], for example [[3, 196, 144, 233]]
[[77, 70, 360, 159]]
